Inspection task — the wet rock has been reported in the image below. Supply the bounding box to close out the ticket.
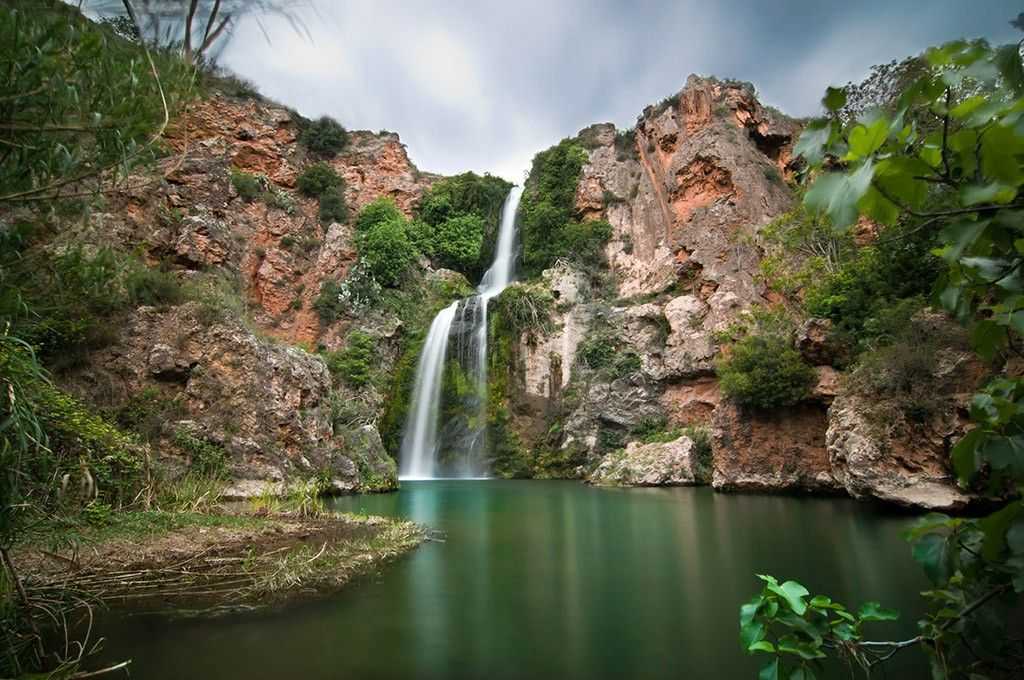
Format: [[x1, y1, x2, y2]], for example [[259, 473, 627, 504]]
[[588, 435, 701, 486]]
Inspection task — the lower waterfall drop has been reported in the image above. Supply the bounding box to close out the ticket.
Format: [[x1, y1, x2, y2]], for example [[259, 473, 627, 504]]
[[398, 185, 524, 479]]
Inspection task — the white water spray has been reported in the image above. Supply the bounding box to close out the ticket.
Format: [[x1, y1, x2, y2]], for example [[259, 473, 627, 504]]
[[398, 186, 523, 480]]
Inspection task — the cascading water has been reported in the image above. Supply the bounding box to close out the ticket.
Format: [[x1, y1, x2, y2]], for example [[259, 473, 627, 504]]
[[398, 185, 524, 480]]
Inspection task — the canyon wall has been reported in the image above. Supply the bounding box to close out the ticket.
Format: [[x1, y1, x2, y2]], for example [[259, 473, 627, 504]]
[[507, 76, 973, 510]]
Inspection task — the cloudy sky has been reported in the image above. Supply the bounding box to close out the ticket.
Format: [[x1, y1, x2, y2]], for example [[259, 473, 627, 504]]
[[147, 1, 1024, 181]]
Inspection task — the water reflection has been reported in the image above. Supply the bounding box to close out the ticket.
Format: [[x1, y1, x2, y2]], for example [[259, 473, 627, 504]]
[[95, 481, 929, 679]]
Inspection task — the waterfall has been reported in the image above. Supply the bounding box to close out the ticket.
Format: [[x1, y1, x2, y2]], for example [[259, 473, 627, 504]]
[[398, 185, 524, 480]]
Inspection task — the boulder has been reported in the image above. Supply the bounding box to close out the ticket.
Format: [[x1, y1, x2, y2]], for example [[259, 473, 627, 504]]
[[588, 435, 702, 486]]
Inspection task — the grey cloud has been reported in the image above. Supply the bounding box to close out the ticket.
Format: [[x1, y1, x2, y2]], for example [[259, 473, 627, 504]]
[[215, 0, 1021, 181]]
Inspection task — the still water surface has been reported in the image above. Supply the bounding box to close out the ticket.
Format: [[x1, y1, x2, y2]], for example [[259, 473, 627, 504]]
[[99, 481, 930, 679]]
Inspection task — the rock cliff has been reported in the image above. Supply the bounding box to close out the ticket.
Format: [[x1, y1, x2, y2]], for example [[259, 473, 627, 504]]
[[504, 76, 978, 509]]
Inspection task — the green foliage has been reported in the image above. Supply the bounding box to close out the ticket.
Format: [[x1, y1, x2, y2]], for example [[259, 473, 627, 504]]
[[318, 187, 349, 224], [172, 429, 227, 479], [298, 115, 349, 157], [414, 172, 512, 279], [576, 334, 616, 370], [297, 161, 342, 197], [519, 138, 611, 277], [716, 332, 815, 410], [491, 284, 554, 337], [231, 170, 262, 202], [357, 218, 418, 288], [431, 214, 486, 273], [0, 3, 197, 202], [744, 37, 1024, 678], [124, 264, 184, 307], [355, 197, 404, 233], [325, 330, 376, 388], [741, 574, 899, 679], [803, 229, 941, 352]]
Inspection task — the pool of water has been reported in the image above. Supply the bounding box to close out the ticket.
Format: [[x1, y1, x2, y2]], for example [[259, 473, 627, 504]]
[[96, 481, 930, 679]]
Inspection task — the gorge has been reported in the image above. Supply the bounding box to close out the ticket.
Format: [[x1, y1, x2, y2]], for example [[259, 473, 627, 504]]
[[4, 4, 1024, 679]]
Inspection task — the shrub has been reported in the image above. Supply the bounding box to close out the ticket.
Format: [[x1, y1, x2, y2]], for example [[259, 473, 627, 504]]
[[318, 187, 349, 224], [230, 170, 261, 202], [433, 214, 485, 273], [313, 264, 384, 323], [518, 138, 610, 277], [492, 284, 554, 336], [357, 218, 418, 287], [297, 161, 342, 197], [577, 335, 617, 370], [172, 429, 227, 478], [299, 115, 349, 156], [325, 330, 376, 388], [313, 280, 345, 323], [355, 197, 404, 233], [124, 265, 183, 307], [716, 333, 816, 409], [802, 224, 941, 353]]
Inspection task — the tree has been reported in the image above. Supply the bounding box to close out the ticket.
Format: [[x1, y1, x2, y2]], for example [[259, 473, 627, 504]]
[[742, 37, 1024, 679], [86, 0, 307, 65]]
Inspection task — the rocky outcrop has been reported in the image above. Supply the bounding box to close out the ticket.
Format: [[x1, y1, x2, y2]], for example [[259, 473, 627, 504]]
[[588, 435, 702, 486], [82, 92, 438, 349], [71, 303, 397, 493], [577, 75, 798, 301], [511, 76, 801, 472], [711, 401, 840, 493], [825, 316, 985, 510]]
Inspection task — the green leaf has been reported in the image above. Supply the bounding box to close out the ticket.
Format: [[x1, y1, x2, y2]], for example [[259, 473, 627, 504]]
[[970, 319, 1007, 361], [759, 658, 779, 680], [749, 641, 776, 653], [741, 596, 763, 626], [995, 44, 1024, 94], [804, 161, 875, 230], [822, 86, 847, 112], [978, 435, 1024, 475], [912, 533, 951, 584], [767, 580, 810, 616], [857, 601, 899, 622], [952, 428, 984, 482], [847, 118, 889, 159], [962, 183, 1017, 206], [790, 668, 816, 680], [742, 620, 767, 650], [978, 501, 1022, 560], [794, 121, 831, 166]]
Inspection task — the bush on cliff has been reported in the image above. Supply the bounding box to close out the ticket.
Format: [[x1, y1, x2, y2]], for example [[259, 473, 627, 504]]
[[357, 218, 418, 287], [318, 187, 349, 225], [716, 333, 815, 409], [297, 162, 343, 197], [299, 115, 349, 157], [518, 138, 611, 277], [415, 172, 513, 280]]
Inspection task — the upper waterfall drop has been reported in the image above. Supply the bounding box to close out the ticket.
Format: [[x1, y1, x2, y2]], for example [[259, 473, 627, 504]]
[[478, 184, 523, 296], [398, 185, 524, 480]]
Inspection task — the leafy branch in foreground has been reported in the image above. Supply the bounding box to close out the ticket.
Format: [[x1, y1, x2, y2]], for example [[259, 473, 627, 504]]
[[742, 33, 1024, 680]]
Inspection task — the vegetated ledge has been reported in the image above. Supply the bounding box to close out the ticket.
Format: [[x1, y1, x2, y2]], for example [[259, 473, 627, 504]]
[[14, 510, 425, 616]]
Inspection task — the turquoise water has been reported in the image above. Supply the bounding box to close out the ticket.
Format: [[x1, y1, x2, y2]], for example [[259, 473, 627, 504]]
[[98, 481, 929, 678]]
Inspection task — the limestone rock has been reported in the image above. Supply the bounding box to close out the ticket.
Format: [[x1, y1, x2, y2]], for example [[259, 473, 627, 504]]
[[588, 435, 701, 486], [76, 303, 397, 493], [826, 394, 971, 511]]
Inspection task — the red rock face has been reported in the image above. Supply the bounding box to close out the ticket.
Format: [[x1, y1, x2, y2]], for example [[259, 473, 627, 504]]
[[670, 157, 735, 224], [112, 93, 435, 348], [711, 402, 840, 493]]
